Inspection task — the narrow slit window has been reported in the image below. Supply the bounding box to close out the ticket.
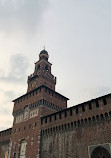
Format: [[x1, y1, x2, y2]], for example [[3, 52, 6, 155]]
[[82, 105, 85, 112], [76, 107, 79, 114], [89, 103, 92, 110], [50, 116, 52, 122], [70, 108, 72, 116], [96, 100, 99, 107], [45, 117, 47, 123], [54, 114, 56, 120], [64, 110, 67, 117], [59, 112, 61, 119], [103, 98, 107, 105]]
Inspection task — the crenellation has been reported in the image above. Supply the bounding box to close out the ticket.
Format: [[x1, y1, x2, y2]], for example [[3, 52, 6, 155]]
[[0, 128, 12, 138], [40, 94, 111, 130], [41, 111, 111, 135]]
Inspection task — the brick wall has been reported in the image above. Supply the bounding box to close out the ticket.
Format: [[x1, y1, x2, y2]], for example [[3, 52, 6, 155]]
[[40, 94, 111, 158], [40, 119, 111, 158], [0, 128, 12, 158]]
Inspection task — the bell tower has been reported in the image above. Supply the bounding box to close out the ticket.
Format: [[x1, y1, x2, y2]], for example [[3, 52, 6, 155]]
[[10, 49, 68, 158], [27, 49, 56, 92]]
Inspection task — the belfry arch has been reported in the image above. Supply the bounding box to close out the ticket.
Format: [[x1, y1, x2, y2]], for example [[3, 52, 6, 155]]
[[91, 146, 111, 158]]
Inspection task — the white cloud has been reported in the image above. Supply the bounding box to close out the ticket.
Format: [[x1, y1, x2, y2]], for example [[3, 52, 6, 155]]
[[0, 0, 49, 34], [0, 53, 30, 83]]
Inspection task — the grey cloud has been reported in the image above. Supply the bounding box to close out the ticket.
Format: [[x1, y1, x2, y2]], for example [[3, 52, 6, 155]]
[[0, 0, 49, 33], [0, 53, 30, 83], [83, 86, 111, 100], [0, 88, 16, 104], [93, 86, 111, 98]]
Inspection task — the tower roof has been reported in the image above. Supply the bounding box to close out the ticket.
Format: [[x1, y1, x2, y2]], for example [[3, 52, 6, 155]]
[[40, 49, 48, 55]]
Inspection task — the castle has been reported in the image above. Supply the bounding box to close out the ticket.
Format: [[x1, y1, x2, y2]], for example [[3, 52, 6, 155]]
[[0, 50, 111, 158]]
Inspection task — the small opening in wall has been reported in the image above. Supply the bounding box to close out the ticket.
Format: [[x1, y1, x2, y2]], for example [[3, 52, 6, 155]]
[[92, 116, 95, 123], [96, 100, 99, 108], [76, 107, 79, 114], [54, 114, 56, 120], [45, 65, 48, 71], [45, 117, 47, 123], [71, 122, 73, 127], [14, 153, 16, 158], [37, 64, 40, 70], [41, 119, 43, 124], [103, 97, 107, 105], [82, 105, 85, 112], [85, 118, 87, 124], [29, 124, 31, 128], [81, 119, 84, 125], [74, 121, 77, 127], [64, 110, 67, 117], [89, 102, 92, 110], [100, 114, 104, 120], [105, 112, 108, 119], [70, 108, 72, 116], [50, 116, 52, 122], [96, 115, 99, 121], [59, 112, 61, 119], [34, 122, 37, 127]]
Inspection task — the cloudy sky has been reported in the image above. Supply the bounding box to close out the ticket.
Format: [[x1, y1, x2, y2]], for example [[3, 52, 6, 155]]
[[0, 0, 111, 130]]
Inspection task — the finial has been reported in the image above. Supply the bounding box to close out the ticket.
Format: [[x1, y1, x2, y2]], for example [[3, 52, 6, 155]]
[[44, 46, 45, 50]]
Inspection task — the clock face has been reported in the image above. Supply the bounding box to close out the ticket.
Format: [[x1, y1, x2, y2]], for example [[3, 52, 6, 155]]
[[31, 80, 37, 89]]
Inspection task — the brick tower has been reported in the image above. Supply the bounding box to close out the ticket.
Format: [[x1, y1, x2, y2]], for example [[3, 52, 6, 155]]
[[10, 50, 69, 158]]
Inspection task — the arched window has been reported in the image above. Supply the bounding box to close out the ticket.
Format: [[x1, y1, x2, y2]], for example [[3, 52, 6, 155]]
[[20, 140, 27, 158], [37, 64, 40, 70], [91, 146, 110, 158], [45, 65, 48, 71]]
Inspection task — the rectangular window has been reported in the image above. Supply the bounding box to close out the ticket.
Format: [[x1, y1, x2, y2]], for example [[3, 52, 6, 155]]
[[20, 141, 27, 158], [50, 116, 52, 122], [59, 112, 61, 119], [70, 108, 72, 116], [45, 117, 47, 123], [103, 98, 107, 105], [64, 110, 67, 117], [54, 114, 56, 120], [96, 100, 99, 107], [76, 107, 79, 114], [82, 105, 85, 112], [89, 102, 92, 110], [41, 119, 43, 124]]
